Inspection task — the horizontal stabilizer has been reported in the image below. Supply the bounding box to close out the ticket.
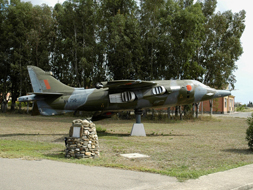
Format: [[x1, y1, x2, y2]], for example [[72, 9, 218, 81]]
[[18, 94, 39, 102], [18, 92, 62, 102], [33, 92, 63, 96]]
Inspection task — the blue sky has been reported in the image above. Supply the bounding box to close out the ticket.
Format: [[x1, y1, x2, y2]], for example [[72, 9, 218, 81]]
[[21, 0, 252, 104]]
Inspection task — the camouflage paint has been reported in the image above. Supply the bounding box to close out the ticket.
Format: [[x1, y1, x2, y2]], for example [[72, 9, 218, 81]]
[[18, 66, 231, 118]]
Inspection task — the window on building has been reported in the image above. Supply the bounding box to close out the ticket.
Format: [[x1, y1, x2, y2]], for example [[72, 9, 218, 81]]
[[225, 98, 227, 108]]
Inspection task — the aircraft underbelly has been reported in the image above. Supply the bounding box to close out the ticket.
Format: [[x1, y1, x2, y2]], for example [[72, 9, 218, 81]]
[[36, 100, 72, 115], [106, 94, 172, 110]]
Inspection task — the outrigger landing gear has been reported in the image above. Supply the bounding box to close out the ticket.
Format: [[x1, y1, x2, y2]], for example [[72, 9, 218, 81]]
[[130, 109, 146, 136]]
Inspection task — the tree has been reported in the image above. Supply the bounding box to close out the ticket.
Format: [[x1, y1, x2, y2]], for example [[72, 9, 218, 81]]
[[98, 0, 142, 80], [51, 3, 73, 86], [0, 0, 10, 111], [27, 4, 55, 70], [54, 0, 99, 88], [197, 0, 246, 89], [139, 0, 164, 80], [158, 0, 205, 80], [5, 0, 34, 109]]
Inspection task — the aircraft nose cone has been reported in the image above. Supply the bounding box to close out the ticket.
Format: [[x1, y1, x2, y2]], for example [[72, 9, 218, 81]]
[[213, 90, 231, 98]]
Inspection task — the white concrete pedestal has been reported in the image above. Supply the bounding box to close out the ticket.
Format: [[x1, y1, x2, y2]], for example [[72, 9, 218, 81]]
[[130, 123, 146, 136]]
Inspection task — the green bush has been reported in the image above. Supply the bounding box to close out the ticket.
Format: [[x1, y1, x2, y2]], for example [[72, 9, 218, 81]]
[[236, 105, 246, 112], [96, 126, 106, 133], [246, 113, 253, 150]]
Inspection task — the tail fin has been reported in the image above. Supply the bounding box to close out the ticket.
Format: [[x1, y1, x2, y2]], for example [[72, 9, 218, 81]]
[[28, 66, 74, 93]]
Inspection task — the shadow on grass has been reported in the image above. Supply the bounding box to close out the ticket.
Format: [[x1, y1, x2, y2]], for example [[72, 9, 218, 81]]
[[0, 132, 192, 139], [96, 131, 192, 137], [23, 116, 77, 124], [95, 118, 189, 125], [146, 134, 192, 137], [0, 112, 75, 123], [97, 132, 130, 137], [95, 119, 136, 125], [222, 148, 253, 155], [0, 133, 67, 138]]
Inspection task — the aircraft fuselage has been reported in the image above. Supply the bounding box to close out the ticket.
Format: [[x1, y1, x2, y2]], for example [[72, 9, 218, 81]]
[[18, 66, 231, 117]]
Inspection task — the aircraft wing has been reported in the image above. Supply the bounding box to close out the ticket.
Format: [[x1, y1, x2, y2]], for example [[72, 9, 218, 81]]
[[100, 80, 157, 91]]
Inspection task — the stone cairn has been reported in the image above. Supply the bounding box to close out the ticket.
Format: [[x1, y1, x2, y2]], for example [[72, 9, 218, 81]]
[[65, 119, 100, 159]]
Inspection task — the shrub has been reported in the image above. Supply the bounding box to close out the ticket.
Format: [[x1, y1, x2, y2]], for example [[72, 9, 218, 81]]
[[96, 126, 106, 133], [246, 113, 253, 150], [236, 105, 246, 112]]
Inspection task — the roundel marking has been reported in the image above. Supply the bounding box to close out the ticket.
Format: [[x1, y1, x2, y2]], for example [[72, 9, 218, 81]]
[[186, 85, 192, 91]]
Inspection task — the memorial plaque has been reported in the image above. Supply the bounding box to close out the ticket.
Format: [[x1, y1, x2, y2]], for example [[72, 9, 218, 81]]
[[72, 127, 81, 137]]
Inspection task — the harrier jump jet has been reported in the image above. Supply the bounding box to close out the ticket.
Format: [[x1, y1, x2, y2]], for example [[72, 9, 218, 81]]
[[18, 66, 231, 135]]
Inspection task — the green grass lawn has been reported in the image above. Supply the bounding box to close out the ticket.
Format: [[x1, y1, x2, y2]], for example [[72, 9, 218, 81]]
[[0, 113, 252, 180]]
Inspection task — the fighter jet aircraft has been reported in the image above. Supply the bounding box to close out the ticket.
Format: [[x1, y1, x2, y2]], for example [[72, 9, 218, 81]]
[[18, 66, 231, 121]]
